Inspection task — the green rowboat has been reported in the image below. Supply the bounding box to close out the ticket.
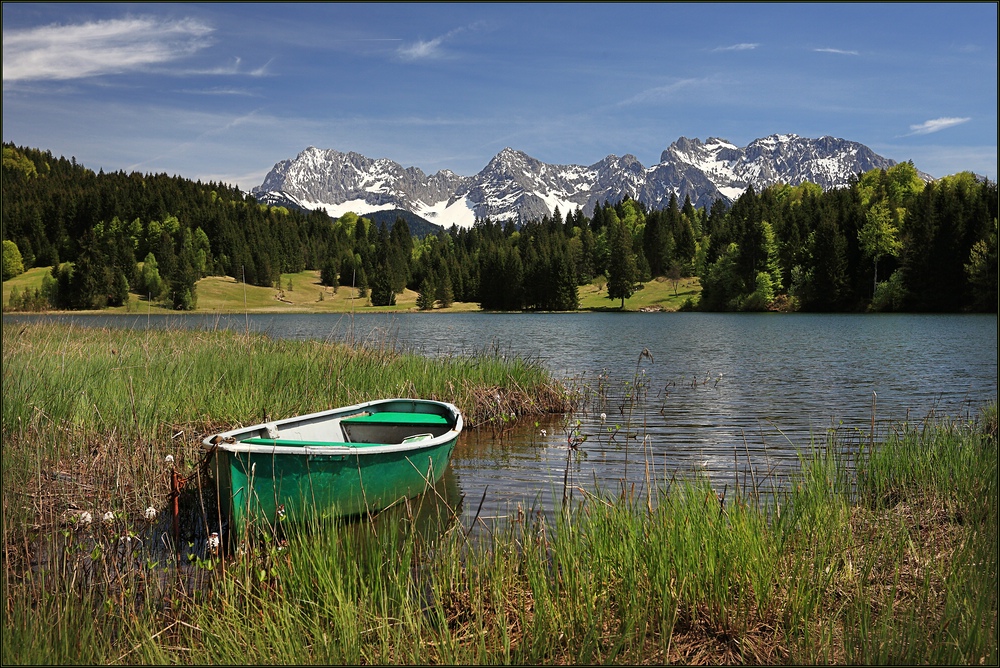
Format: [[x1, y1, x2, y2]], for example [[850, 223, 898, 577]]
[[202, 398, 463, 536]]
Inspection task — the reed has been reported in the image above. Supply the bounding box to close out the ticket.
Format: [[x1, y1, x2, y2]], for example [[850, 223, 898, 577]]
[[5, 411, 995, 664], [1, 321, 567, 663], [2, 322, 995, 664], [126, 409, 998, 664], [2, 322, 566, 432], [1, 322, 566, 518]]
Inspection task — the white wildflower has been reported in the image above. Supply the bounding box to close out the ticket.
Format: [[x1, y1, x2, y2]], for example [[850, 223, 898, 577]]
[[79, 511, 93, 525], [165, 454, 175, 464], [207, 533, 221, 551], [144, 506, 157, 521], [103, 511, 114, 522], [600, 413, 607, 423], [540, 429, 547, 437]]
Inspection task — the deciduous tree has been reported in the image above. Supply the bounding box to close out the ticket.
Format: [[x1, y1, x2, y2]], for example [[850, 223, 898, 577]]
[[858, 199, 902, 298], [2, 239, 24, 280]]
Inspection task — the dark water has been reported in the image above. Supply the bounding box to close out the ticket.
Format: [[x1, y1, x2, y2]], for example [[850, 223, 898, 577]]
[[7, 312, 997, 524]]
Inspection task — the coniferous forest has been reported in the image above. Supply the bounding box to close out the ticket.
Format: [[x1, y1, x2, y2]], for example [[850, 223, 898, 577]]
[[2, 143, 996, 313]]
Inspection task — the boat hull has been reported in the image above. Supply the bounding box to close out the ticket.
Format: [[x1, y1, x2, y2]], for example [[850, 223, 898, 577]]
[[202, 399, 462, 535]]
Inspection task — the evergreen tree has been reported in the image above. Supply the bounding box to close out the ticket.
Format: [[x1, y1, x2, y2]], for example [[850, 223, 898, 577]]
[[416, 275, 436, 310], [682, 194, 701, 238], [675, 217, 697, 268], [802, 214, 849, 311], [389, 216, 413, 292], [69, 230, 110, 309], [552, 246, 580, 310], [369, 261, 396, 306], [370, 228, 397, 306], [170, 231, 199, 310], [154, 230, 178, 284], [740, 220, 782, 310], [478, 243, 523, 310], [320, 257, 339, 289], [642, 209, 668, 277], [704, 199, 731, 264], [108, 270, 130, 307], [606, 217, 639, 309], [434, 263, 454, 308]]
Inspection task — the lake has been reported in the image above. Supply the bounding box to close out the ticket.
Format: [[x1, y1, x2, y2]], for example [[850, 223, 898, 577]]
[[6, 311, 997, 524]]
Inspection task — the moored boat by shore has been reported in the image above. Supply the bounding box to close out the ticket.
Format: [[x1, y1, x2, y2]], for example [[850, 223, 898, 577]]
[[202, 398, 463, 536]]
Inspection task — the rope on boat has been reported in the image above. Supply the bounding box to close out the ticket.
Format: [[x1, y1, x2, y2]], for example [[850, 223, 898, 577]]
[[166, 440, 221, 563]]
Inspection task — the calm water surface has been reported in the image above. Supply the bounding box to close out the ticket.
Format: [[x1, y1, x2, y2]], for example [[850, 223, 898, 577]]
[[8, 312, 997, 524]]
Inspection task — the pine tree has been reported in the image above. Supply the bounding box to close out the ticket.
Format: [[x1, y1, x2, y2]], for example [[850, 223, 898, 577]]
[[803, 214, 849, 311], [416, 275, 436, 310], [606, 217, 639, 309], [70, 229, 109, 309], [170, 234, 199, 310], [370, 262, 396, 306], [435, 263, 454, 308], [642, 210, 668, 277]]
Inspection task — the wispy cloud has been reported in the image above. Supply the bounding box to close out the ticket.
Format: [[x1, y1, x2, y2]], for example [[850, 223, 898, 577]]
[[396, 22, 484, 61], [177, 57, 273, 78], [813, 47, 859, 56], [177, 86, 260, 97], [2, 16, 214, 82], [618, 77, 712, 106], [906, 117, 972, 136], [712, 43, 759, 52]]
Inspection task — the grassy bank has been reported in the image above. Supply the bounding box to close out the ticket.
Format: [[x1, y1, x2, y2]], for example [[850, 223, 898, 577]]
[[1, 322, 568, 531], [577, 275, 701, 312], [2, 323, 995, 664], [3, 267, 701, 314]]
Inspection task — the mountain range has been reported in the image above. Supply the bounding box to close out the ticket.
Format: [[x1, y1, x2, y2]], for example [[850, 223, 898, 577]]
[[252, 134, 926, 229]]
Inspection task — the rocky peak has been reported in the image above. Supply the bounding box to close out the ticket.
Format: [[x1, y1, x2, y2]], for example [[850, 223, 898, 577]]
[[252, 134, 925, 228]]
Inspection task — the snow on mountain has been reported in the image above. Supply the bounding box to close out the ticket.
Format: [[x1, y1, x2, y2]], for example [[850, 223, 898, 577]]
[[252, 135, 920, 229]]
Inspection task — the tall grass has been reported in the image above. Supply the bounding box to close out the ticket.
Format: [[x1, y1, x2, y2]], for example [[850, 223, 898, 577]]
[[146, 410, 990, 665], [2, 322, 567, 434], [1, 322, 566, 516], [2, 323, 995, 664]]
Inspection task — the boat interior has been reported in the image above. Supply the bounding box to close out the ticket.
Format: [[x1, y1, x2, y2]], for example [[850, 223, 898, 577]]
[[245, 411, 453, 446]]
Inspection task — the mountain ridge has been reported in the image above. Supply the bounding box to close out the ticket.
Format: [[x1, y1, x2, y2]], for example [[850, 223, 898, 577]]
[[252, 134, 928, 228]]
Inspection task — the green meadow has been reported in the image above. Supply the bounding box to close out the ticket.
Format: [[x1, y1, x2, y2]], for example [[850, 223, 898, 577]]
[[4, 267, 701, 314]]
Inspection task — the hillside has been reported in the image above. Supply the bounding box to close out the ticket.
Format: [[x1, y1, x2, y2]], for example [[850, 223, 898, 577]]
[[3, 267, 699, 314], [3, 143, 996, 315]]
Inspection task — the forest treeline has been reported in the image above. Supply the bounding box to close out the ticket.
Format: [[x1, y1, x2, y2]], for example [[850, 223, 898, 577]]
[[2, 143, 997, 313]]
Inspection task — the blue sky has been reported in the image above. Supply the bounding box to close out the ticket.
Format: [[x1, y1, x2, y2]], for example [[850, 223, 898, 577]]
[[3, 3, 996, 190]]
